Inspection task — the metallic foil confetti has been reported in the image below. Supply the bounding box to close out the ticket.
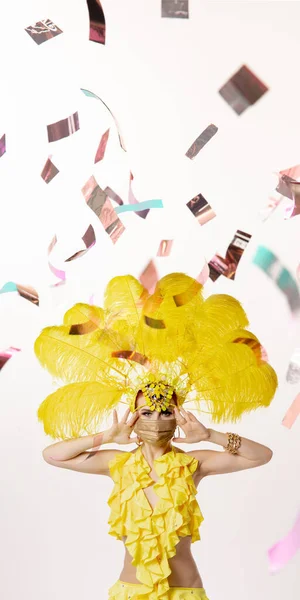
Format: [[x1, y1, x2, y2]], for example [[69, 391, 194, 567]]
[[94, 128, 110, 163], [187, 193, 216, 226], [260, 195, 284, 223], [0, 134, 6, 157], [66, 224, 96, 261], [185, 125, 218, 159], [81, 88, 126, 151], [41, 157, 59, 183], [268, 511, 300, 573], [284, 181, 300, 219], [0, 282, 38, 305], [69, 321, 99, 335], [139, 260, 159, 294], [196, 261, 209, 285], [82, 176, 125, 244], [48, 235, 66, 281], [25, 19, 63, 45], [144, 316, 166, 329], [282, 393, 300, 429], [286, 349, 300, 384], [128, 174, 149, 219], [173, 280, 201, 307], [112, 351, 150, 366], [157, 240, 173, 257], [86, 0, 106, 44], [115, 199, 163, 214], [219, 65, 268, 115], [209, 230, 252, 281], [0, 347, 21, 371], [276, 165, 300, 200], [47, 112, 80, 143], [104, 186, 124, 206], [253, 246, 300, 313], [162, 0, 189, 18]]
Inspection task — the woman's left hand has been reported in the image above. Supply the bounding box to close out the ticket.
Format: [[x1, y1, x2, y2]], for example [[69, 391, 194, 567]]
[[173, 407, 210, 443]]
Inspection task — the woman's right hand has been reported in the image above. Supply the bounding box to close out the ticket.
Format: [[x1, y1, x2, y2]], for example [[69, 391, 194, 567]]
[[103, 408, 139, 445]]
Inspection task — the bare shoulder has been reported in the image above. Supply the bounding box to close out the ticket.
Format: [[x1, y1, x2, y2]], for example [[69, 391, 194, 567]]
[[43, 448, 129, 476]]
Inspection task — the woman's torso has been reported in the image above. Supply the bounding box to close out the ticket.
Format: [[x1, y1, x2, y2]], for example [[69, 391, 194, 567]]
[[109, 447, 204, 588]]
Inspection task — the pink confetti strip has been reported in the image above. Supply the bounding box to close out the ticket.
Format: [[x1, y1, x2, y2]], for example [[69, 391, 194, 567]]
[[41, 157, 59, 183], [0, 133, 6, 158], [87, 0, 106, 44], [139, 261, 159, 294], [66, 224, 96, 261], [82, 177, 125, 244], [48, 235, 66, 281], [219, 65, 269, 116], [282, 393, 300, 429], [94, 128, 110, 163], [196, 261, 210, 285], [268, 511, 300, 573], [187, 193, 216, 225], [25, 19, 63, 45], [128, 173, 149, 219], [0, 347, 21, 370], [47, 112, 80, 143], [185, 124, 218, 159], [209, 229, 252, 281], [157, 240, 173, 257]]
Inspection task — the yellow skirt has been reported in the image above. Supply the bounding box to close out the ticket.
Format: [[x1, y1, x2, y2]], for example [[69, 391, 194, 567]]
[[108, 579, 210, 599]]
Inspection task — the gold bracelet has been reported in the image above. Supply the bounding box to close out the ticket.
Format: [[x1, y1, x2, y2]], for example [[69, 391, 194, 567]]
[[225, 432, 242, 455]]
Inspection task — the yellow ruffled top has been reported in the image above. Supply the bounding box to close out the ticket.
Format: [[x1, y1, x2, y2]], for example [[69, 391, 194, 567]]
[[107, 446, 204, 600]]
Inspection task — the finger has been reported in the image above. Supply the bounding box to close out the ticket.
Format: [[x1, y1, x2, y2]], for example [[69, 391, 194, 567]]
[[180, 407, 191, 419], [113, 409, 118, 424], [187, 411, 198, 422], [174, 407, 187, 424], [172, 437, 185, 442], [120, 408, 131, 423], [128, 412, 139, 425]]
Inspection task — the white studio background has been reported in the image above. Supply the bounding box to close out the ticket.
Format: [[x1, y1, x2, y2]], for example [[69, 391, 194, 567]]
[[0, 1, 300, 599]]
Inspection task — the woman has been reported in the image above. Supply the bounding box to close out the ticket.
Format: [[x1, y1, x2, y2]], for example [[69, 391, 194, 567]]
[[35, 273, 277, 600]]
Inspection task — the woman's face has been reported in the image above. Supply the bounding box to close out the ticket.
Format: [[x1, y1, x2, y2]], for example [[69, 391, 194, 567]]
[[135, 391, 176, 419]]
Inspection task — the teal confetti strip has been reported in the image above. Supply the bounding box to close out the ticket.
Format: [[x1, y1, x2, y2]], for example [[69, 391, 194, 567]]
[[115, 200, 163, 214], [0, 282, 18, 294], [253, 246, 300, 313]]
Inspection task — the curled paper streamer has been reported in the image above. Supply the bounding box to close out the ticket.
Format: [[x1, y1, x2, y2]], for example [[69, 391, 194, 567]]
[[0, 282, 39, 305], [0, 347, 21, 371], [0, 133, 6, 158], [157, 240, 173, 257], [81, 88, 126, 151], [282, 393, 300, 429], [219, 65, 268, 116], [268, 511, 300, 573], [25, 19, 63, 45], [185, 125, 218, 159], [48, 236, 66, 282], [115, 199, 163, 214], [66, 224, 96, 261], [139, 261, 158, 294], [47, 112, 80, 143], [82, 176, 125, 244], [128, 174, 149, 219], [161, 0, 189, 18], [196, 261, 210, 285], [253, 246, 300, 314], [86, 0, 106, 44], [187, 193, 216, 226], [41, 157, 59, 183], [209, 230, 252, 282], [94, 128, 110, 163], [286, 349, 300, 384]]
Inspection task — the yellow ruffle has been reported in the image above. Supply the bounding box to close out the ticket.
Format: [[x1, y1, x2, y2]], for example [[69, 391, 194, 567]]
[[107, 447, 204, 600]]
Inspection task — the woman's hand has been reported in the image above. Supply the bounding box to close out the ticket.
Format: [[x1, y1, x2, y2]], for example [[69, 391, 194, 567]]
[[173, 407, 210, 443], [103, 408, 139, 445]]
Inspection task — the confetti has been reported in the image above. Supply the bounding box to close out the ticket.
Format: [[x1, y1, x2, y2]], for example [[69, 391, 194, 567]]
[[0, 282, 39, 305], [0, 134, 6, 158], [86, 0, 106, 44], [0, 347, 21, 371], [41, 157, 59, 183], [94, 128, 110, 163], [48, 236, 66, 281], [187, 193, 216, 226], [139, 261, 159, 294], [185, 125, 218, 159], [66, 224, 96, 261], [81, 88, 126, 151], [162, 0, 189, 18], [284, 180, 300, 219], [253, 246, 300, 314], [209, 230, 252, 282], [286, 349, 300, 384], [157, 240, 173, 257], [25, 18, 63, 45], [144, 316, 166, 329], [260, 195, 284, 223], [104, 186, 124, 206], [268, 511, 300, 572], [115, 199, 163, 214], [82, 176, 125, 244], [196, 261, 210, 285], [219, 65, 268, 115], [47, 111, 80, 143], [128, 174, 149, 219], [282, 393, 300, 429]]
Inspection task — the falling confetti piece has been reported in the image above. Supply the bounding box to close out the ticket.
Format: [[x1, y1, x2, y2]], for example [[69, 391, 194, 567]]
[[162, 0, 189, 18], [128, 175, 149, 219], [86, 0, 106, 44], [219, 65, 268, 115], [260, 195, 284, 223], [0, 133, 6, 158], [253, 246, 300, 313], [0, 347, 21, 371], [209, 230, 252, 282], [139, 261, 159, 294], [157, 240, 173, 257], [25, 18, 63, 45], [268, 511, 300, 572], [47, 111, 80, 143], [115, 199, 163, 214], [41, 157, 59, 183], [185, 124, 218, 159], [187, 193, 216, 226], [282, 393, 300, 429], [94, 128, 110, 163], [48, 236, 66, 281], [82, 176, 125, 244], [81, 88, 126, 151], [104, 186, 124, 206], [66, 224, 96, 261], [284, 180, 300, 219], [286, 349, 300, 384], [196, 261, 210, 285], [0, 282, 38, 305]]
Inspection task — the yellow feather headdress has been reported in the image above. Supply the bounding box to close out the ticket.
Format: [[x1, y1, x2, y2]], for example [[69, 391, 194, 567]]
[[34, 273, 278, 439]]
